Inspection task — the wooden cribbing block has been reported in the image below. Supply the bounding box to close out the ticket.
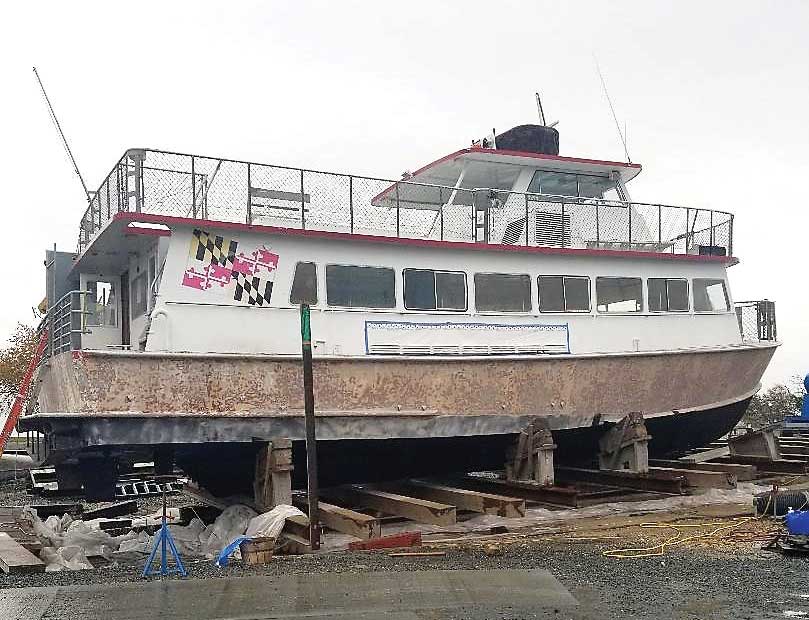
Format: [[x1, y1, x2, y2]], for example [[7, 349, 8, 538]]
[[291, 499, 382, 540], [342, 486, 456, 526], [403, 480, 525, 517], [0, 532, 45, 574]]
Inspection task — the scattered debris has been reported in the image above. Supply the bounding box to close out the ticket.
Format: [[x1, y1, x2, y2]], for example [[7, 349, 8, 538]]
[[348, 532, 422, 551]]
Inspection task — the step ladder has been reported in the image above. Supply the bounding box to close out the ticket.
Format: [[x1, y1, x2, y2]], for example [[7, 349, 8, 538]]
[[0, 330, 49, 458]]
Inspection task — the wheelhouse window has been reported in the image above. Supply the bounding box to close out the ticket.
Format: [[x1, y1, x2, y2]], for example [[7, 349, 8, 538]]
[[474, 273, 531, 312], [326, 265, 395, 308], [648, 278, 689, 312], [528, 170, 618, 199], [290, 262, 318, 305], [693, 278, 730, 312], [85, 280, 117, 327], [538, 276, 590, 312], [596, 277, 643, 313], [403, 269, 466, 311]]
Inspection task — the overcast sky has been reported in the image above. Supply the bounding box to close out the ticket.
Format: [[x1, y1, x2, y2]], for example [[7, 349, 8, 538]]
[[0, 1, 806, 386]]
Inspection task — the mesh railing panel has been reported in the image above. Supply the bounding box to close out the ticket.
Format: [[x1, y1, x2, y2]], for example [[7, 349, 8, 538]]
[[76, 149, 735, 259]]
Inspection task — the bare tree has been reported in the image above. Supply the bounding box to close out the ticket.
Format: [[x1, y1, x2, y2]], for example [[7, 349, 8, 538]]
[[742, 377, 804, 428]]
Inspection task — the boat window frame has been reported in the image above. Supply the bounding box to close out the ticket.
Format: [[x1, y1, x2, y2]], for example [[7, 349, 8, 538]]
[[402, 268, 468, 312], [527, 169, 617, 199], [473, 272, 533, 313], [595, 276, 644, 314], [537, 275, 591, 313], [289, 261, 319, 306], [324, 263, 396, 309], [647, 277, 690, 313], [692, 278, 731, 313]]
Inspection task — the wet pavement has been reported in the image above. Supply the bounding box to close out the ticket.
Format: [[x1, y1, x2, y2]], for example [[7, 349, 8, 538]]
[[0, 569, 577, 619]]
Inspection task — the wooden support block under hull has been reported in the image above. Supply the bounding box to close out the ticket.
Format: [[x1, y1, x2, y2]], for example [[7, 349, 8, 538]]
[[293, 497, 382, 540], [649, 459, 757, 481], [648, 466, 736, 489], [402, 480, 526, 518], [336, 486, 456, 526], [0, 532, 45, 574]]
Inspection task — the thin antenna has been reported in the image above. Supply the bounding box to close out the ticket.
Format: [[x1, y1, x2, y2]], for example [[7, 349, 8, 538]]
[[535, 92, 547, 126], [32, 66, 92, 202], [594, 59, 631, 163]]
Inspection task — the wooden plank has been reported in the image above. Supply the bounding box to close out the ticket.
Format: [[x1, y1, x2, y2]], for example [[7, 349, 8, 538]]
[[679, 446, 730, 463], [403, 480, 525, 517], [650, 459, 758, 481], [339, 486, 456, 526], [0, 532, 45, 574], [293, 497, 382, 539], [648, 466, 736, 489]]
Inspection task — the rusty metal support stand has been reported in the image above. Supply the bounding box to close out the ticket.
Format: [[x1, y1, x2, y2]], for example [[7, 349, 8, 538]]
[[300, 304, 320, 550], [506, 418, 557, 486], [598, 412, 651, 473]]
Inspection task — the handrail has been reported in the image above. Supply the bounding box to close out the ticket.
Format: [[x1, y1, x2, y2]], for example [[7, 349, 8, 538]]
[[76, 148, 735, 259]]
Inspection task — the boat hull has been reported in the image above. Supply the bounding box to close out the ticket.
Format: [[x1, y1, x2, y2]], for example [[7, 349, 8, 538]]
[[22, 343, 775, 490]]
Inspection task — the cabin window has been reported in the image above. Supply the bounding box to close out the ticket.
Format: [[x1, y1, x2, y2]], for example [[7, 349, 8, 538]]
[[290, 262, 318, 305], [474, 273, 531, 312], [326, 265, 395, 308], [693, 278, 729, 312], [131, 272, 149, 317], [648, 278, 689, 312], [538, 276, 590, 312], [85, 280, 117, 327], [596, 277, 643, 312], [528, 171, 616, 199], [403, 269, 466, 311]]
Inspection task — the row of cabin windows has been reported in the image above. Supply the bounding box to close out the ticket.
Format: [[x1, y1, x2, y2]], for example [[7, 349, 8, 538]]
[[289, 263, 730, 314]]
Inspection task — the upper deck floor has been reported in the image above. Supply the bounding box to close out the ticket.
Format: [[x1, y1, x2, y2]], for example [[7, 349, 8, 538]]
[[76, 147, 735, 262]]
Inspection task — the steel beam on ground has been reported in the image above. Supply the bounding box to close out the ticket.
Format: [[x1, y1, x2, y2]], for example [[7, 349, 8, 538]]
[[555, 467, 685, 494], [459, 475, 580, 507], [403, 480, 525, 517], [715, 455, 809, 474], [337, 486, 456, 526], [293, 497, 382, 539], [648, 466, 736, 489], [649, 459, 758, 481]]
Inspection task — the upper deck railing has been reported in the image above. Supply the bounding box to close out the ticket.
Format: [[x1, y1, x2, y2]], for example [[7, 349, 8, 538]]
[[77, 149, 734, 258]]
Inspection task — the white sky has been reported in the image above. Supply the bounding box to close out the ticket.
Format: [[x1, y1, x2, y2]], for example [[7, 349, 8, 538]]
[[0, 1, 806, 385]]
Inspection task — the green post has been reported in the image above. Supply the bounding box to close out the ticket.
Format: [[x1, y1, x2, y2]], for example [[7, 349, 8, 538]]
[[300, 304, 320, 549]]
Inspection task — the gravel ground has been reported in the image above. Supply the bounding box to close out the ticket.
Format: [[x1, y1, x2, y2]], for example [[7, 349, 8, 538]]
[[4, 472, 809, 618], [2, 536, 808, 619]]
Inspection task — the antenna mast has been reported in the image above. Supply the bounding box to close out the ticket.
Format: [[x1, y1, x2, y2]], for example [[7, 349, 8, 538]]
[[32, 66, 92, 202], [594, 59, 631, 163], [535, 92, 547, 126]]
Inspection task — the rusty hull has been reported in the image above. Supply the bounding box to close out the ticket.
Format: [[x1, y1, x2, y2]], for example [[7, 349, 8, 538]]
[[37, 345, 775, 432]]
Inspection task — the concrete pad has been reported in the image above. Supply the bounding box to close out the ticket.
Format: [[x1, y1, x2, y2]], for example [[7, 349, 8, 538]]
[[0, 570, 577, 619]]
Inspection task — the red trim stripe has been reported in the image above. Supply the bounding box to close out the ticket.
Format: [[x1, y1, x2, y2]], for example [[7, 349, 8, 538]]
[[112, 212, 736, 264]]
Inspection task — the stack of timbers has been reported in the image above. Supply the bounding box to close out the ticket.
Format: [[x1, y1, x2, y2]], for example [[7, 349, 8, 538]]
[[276, 416, 794, 550]]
